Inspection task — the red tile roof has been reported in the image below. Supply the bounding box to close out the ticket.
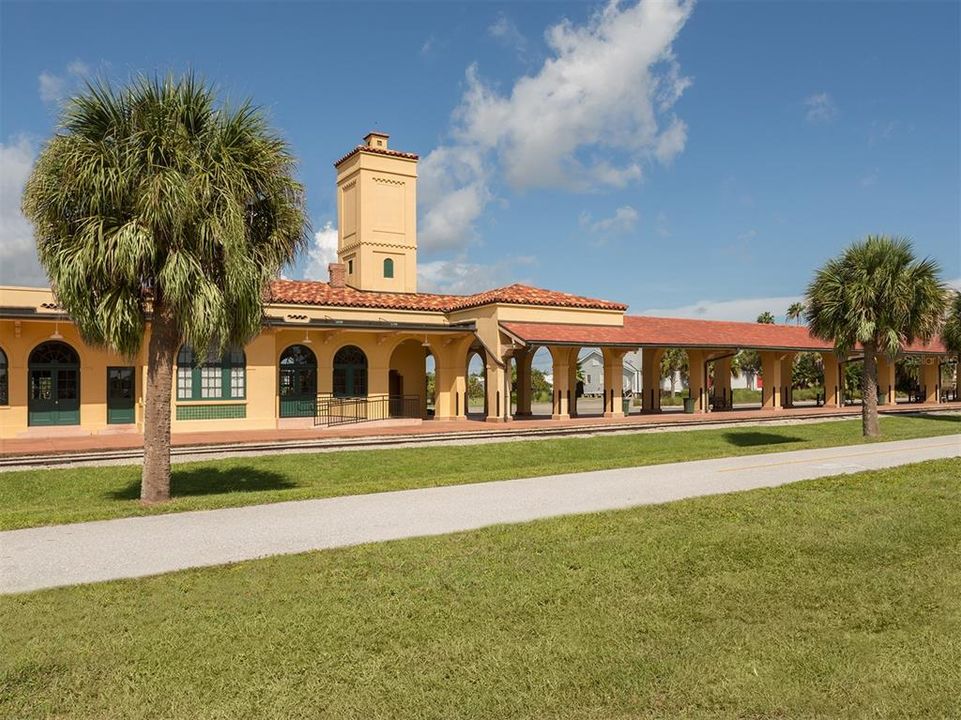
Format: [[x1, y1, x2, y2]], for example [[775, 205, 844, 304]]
[[333, 144, 419, 167], [501, 316, 948, 354], [268, 281, 626, 313]]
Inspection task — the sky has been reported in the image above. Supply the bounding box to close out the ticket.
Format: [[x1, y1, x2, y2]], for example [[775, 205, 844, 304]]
[[2, 0, 959, 322]]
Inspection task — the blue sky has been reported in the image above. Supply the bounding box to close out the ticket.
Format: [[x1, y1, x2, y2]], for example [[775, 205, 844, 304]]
[[2, 0, 958, 320]]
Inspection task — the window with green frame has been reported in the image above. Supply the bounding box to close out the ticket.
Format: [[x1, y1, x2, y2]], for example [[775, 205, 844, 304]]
[[0, 347, 8, 406], [177, 345, 246, 401], [383, 257, 394, 278]]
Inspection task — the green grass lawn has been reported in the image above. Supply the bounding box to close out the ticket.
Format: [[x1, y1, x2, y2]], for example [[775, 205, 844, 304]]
[[0, 414, 958, 530], [2, 459, 959, 719]]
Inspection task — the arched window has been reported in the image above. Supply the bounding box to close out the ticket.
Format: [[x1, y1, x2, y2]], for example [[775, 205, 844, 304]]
[[0, 347, 8, 406], [383, 257, 394, 279], [333, 345, 368, 397], [177, 344, 246, 401], [279, 344, 318, 417]]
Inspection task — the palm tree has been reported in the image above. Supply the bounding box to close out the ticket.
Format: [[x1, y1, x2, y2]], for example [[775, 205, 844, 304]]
[[806, 236, 945, 437], [22, 75, 307, 502], [942, 290, 961, 399], [756, 311, 776, 324], [786, 302, 806, 325]]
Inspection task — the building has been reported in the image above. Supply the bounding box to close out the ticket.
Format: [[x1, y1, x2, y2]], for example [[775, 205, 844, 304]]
[[0, 132, 952, 440]]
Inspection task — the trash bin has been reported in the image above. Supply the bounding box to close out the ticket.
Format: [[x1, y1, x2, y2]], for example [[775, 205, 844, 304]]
[[683, 397, 695, 414], [622, 397, 631, 415]]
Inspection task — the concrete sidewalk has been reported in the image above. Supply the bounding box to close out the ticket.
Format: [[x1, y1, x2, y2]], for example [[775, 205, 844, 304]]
[[2, 435, 958, 594]]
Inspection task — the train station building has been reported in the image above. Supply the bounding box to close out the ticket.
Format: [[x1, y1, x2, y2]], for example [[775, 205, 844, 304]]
[[0, 132, 953, 441]]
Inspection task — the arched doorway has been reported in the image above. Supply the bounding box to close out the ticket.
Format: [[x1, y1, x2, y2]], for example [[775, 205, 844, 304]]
[[28, 341, 80, 426], [333, 345, 368, 397], [467, 350, 486, 418], [279, 344, 318, 417]]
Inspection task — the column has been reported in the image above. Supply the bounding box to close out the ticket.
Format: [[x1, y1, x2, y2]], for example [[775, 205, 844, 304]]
[[921, 358, 940, 404], [686, 349, 707, 413], [821, 352, 840, 407], [602, 348, 627, 418], [713, 356, 733, 411], [760, 351, 783, 410], [484, 353, 509, 422], [877, 356, 897, 405], [641, 347, 664, 414], [514, 347, 533, 416], [550, 346, 576, 420], [431, 338, 469, 421], [779, 352, 796, 408]]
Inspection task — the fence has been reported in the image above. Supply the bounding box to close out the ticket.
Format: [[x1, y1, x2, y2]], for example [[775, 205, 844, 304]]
[[314, 394, 421, 427]]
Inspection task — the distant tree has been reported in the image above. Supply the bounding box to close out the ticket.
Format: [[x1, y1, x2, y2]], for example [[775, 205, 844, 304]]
[[467, 373, 485, 400], [660, 348, 688, 397], [943, 291, 961, 398], [806, 236, 945, 437], [21, 74, 307, 503], [792, 352, 822, 388], [756, 311, 776, 324], [531, 368, 552, 401], [786, 302, 806, 325]]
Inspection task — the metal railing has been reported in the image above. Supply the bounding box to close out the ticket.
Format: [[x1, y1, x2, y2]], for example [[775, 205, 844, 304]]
[[314, 394, 421, 427]]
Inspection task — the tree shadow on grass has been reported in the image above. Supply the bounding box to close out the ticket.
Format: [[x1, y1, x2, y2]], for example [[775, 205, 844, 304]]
[[108, 466, 297, 500], [722, 432, 805, 448]]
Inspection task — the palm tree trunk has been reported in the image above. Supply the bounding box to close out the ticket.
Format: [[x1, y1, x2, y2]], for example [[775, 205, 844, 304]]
[[141, 299, 177, 503], [861, 341, 881, 437]]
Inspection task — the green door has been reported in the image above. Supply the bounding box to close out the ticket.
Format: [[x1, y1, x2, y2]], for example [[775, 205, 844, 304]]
[[28, 346, 81, 426], [107, 367, 136, 424], [279, 345, 318, 418]]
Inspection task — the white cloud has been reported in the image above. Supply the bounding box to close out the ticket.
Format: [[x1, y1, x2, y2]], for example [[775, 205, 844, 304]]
[[419, 0, 694, 251], [418, 256, 535, 295], [580, 205, 639, 235], [804, 92, 837, 124], [859, 169, 879, 188], [302, 222, 339, 281], [0, 136, 46, 287], [37, 60, 91, 105], [641, 293, 805, 323], [488, 13, 527, 55], [38, 73, 67, 104]]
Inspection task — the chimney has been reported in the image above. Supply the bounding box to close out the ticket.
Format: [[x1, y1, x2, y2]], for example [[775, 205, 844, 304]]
[[363, 131, 389, 149], [328, 262, 346, 288]]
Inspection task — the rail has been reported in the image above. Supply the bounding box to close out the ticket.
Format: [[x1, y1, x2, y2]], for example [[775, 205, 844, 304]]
[[314, 394, 421, 427]]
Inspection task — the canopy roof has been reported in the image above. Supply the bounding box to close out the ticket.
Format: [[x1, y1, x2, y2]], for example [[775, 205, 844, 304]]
[[501, 316, 948, 355]]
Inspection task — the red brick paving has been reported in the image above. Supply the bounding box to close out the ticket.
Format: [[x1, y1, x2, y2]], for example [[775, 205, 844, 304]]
[[1, 402, 956, 458]]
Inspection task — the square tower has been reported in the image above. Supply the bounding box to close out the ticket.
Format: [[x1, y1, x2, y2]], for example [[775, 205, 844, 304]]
[[334, 132, 418, 293]]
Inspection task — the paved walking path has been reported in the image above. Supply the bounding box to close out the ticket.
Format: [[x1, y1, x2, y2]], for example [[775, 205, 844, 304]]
[[2, 435, 958, 594]]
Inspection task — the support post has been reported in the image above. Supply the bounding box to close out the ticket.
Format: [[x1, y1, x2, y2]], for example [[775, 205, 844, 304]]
[[641, 347, 664, 414], [821, 352, 840, 407], [686, 349, 707, 413], [602, 348, 628, 418], [484, 354, 508, 422], [760, 351, 783, 410], [514, 347, 533, 416], [877, 356, 897, 405], [921, 358, 940, 404], [779, 352, 796, 408], [549, 346, 578, 420], [713, 356, 733, 411]]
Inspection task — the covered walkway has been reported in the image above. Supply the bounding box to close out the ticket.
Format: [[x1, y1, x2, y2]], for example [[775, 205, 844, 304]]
[[499, 315, 954, 422]]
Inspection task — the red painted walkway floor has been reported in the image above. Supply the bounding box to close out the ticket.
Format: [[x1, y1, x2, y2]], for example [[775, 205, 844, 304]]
[[2, 402, 957, 458]]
